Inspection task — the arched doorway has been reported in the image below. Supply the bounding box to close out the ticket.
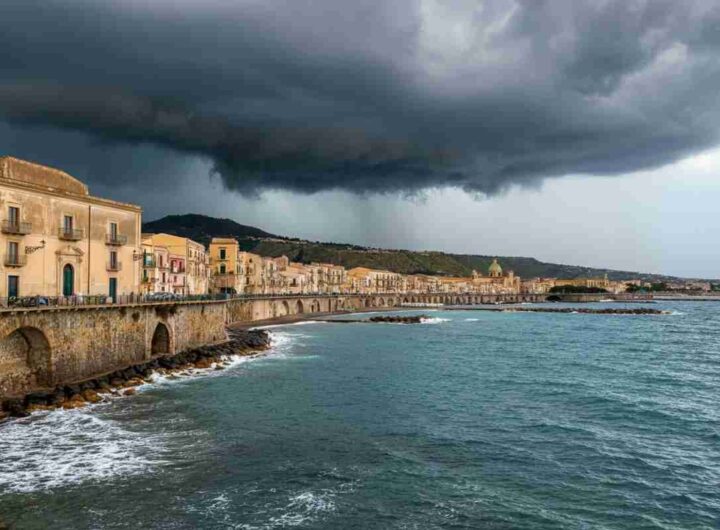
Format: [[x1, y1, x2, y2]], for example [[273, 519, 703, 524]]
[[0, 327, 52, 391], [62, 264, 74, 296], [151, 323, 171, 355], [311, 300, 320, 312], [296, 300, 304, 314]]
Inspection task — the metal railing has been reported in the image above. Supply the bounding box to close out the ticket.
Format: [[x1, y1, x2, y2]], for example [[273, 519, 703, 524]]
[[0, 290, 653, 311], [106, 261, 122, 272], [1, 220, 32, 235], [143, 258, 157, 268], [105, 233, 128, 245], [4, 254, 26, 267], [58, 227, 84, 240]]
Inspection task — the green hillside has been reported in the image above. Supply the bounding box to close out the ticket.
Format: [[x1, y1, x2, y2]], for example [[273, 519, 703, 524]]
[[143, 213, 685, 282]]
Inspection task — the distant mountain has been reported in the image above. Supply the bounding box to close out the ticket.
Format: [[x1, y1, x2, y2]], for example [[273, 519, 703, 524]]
[[143, 213, 689, 282], [142, 214, 279, 245]]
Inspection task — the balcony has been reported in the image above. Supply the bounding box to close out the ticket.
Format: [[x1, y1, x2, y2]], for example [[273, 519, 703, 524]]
[[105, 233, 128, 246], [58, 227, 84, 241], [4, 254, 26, 267], [142, 258, 157, 268], [1, 220, 32, 235], [106, 261, 122, 272]]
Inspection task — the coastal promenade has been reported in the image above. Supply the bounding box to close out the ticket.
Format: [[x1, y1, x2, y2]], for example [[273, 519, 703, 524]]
[[0, 291, 651, 401]]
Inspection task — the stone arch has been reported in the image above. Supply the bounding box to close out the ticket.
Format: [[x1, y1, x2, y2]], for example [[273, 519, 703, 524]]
[[311, 299, 321, 313], [546, 295, 562, 302], [363, 298, 371, 308], [336, 298, 344, 310], [151, 322, 171, 355], [296, 299, 305, 314], [0, 326, 52, 391], [378, 297, 386, 307], [275, 300, 290, 317]]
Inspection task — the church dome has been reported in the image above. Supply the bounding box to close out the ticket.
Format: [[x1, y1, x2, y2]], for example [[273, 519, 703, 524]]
[[488, 258, 503, 277]]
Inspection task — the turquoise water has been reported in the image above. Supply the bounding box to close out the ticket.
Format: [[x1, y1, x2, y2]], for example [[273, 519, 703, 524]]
[[1, 302, 719, 529]]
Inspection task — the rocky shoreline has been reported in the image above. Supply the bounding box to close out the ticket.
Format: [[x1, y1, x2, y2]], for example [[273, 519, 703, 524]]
[[450, 307, 668, 315], [320, 315, 430, 324], [0, 329, 271, 422]]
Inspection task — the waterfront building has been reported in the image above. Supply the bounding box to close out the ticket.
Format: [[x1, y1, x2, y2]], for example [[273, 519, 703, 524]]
[[0, 156, 141, 301], [346, 267, 405, 293], [471, 259, 521, 294], [144, 233, 209, 295], [209, 238, 244, 294]]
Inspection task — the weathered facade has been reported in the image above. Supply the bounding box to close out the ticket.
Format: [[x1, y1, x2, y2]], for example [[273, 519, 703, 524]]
[[0, 157, 141, 301], [0, 301, 227, 398]]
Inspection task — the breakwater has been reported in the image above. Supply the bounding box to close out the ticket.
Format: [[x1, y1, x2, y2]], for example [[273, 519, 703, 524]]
[[448, 307, 667, 315]]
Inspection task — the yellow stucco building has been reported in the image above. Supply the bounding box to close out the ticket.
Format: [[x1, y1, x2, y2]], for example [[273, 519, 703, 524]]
[[0, 157, 141, 301], [209, 238, 245, 294], [142, 233, 209, 295]]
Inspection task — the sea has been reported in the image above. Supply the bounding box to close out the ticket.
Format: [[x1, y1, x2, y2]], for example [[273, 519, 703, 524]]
[[1, 301, 719, 529]]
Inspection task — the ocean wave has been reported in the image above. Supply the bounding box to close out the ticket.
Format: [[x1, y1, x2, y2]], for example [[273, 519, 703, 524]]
[[464, 318, 479, 322], [0, 410, 166, 493], [421, 317, 451, 324]]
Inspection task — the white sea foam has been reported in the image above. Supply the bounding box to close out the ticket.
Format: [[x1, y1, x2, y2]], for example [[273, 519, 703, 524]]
[[420, 317, 451, 324], [252, 320, 327, 330], [267, 491, 337, 528], [0, 410, 166, 493], [464, 318, 479, 322]]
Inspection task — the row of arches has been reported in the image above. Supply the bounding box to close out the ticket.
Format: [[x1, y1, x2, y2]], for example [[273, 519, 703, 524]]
[[0, 321, 173, 393]]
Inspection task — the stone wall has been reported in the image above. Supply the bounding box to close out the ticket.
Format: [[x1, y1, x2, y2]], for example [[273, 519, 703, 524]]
[[0, 291, 652, 399], [0, 301, 227, 398]]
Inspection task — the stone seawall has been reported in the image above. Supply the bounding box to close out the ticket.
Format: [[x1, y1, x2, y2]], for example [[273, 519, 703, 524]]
[[0, 291, 652, 404], [2, 329, 270, 419], [0, 301, 227, 399]]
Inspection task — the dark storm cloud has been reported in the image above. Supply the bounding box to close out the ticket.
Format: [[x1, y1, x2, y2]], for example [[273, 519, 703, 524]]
[[1, 0, 720, 194]]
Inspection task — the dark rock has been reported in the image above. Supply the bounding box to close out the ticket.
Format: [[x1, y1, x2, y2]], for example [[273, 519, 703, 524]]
[[64, 384, 81, 396], [25, 391, 53, 406], [79, 381, 96, 392], [50, 388, 66, 405], [3, 398, 27, 417]]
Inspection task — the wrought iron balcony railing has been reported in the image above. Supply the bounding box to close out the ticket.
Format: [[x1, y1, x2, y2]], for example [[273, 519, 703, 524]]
[[106, 261, 122, 272], [58, 227, 84, 241], [4, 254, 26, 267], [105, 233, 128, 246], [1, 220, 32, 235]]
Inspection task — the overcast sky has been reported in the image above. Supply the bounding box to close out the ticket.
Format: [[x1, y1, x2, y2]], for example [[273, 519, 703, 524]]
[[1, 0, 719, 277]]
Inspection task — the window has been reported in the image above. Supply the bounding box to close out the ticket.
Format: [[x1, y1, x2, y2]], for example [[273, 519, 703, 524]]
[[63, 215, 73, 232], [110, 251, 118, 269], [7, 241, 18, 261], [109, 222, 118, 238], [220, 264, 226, 274], [8, 206, 19, 226], [220, 248, 226, 260]]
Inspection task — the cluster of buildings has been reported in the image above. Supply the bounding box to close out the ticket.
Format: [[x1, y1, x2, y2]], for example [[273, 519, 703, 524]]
[[0, 157, 635, 302]]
